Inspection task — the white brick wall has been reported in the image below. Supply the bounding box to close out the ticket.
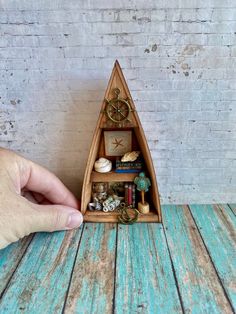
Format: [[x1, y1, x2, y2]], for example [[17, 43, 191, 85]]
[[0, 1, 236, 204]]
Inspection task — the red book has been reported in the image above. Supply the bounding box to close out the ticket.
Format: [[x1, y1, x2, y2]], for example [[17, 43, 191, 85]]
[[132, 184, 136, 208], [124, 184, 129, 206], [128, 184, 132, 206]]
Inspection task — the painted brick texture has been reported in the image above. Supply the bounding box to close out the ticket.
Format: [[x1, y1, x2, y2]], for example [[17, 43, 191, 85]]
[[0, 1, 235, 203]]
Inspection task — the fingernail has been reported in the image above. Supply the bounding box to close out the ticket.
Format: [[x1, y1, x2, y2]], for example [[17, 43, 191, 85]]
[[67, 212, 83, 229]]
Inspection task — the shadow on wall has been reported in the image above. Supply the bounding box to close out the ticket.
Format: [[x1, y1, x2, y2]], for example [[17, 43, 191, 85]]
[[52, 79, 107, 198]]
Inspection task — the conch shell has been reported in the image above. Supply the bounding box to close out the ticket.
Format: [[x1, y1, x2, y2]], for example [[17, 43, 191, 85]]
[[94, 157, 112, 173], [121, 151, 140, 162]]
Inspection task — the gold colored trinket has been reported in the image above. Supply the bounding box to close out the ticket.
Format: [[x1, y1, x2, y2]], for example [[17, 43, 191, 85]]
[[104, 88, 133, 124], [117, 202, 139, 224]]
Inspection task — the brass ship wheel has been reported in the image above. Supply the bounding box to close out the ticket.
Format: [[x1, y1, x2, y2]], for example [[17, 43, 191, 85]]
[[105, 88, 132, 123]]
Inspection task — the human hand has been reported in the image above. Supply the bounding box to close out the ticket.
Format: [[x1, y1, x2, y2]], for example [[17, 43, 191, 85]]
[[0, 148, 83, 249]]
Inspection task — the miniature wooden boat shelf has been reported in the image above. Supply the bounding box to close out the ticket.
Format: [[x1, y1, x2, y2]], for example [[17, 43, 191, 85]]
[[81, 60, 162, 223]]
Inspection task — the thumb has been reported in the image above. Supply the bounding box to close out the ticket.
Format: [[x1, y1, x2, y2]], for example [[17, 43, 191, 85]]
[[0, 197, 83, 249], [31, 204, 83, 233]]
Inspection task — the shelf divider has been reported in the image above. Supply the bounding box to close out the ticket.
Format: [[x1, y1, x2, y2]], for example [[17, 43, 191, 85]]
[[91, 170, 138, 182]]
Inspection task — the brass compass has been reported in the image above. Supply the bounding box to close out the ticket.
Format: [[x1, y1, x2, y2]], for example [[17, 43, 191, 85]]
[[104, 88, 132, 124]]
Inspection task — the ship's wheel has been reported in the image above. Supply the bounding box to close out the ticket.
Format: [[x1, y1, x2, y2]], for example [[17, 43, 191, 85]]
[[105, 88, 132, 123]]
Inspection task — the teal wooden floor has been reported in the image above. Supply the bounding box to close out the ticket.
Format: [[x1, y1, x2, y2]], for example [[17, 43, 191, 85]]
[[0, 204, 235, 314]]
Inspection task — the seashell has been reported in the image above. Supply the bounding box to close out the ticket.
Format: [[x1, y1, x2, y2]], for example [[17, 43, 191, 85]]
[[94, 157, 112, 173], [121, 151, 140, 162]]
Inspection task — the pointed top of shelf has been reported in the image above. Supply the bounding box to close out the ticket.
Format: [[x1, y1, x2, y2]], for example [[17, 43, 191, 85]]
[[99, 60, 138, 128], [102, 60, 134, 110]]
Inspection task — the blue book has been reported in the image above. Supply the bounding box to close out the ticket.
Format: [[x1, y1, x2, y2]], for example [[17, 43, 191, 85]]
[[115, 169, 140, 173]]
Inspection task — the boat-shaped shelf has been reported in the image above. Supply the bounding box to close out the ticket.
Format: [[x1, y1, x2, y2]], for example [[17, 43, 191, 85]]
[[81, 60, 162, 223]]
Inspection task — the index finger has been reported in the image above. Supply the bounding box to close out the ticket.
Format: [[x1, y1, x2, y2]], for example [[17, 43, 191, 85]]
[[20, 159, 79, 209]]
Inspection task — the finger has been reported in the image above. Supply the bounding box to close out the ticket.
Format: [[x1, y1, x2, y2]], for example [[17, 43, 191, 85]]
[[0, 194, 83, 249], [23, 191, 52, 205], [22, 190, 39, 204], [31, 203, 83, 232], [31, 191, 52, 204], [20, 159, 79, 209]]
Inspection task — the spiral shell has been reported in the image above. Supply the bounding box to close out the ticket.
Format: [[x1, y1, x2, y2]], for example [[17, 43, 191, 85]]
[[94, 157, 112, 173]]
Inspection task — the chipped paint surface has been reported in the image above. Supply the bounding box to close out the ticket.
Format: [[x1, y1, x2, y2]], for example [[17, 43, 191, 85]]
[[115, 223, 182, 313], [0, 205, 235, 313], [162, 205, 234, 313], [0, 235, 33, 296], [0, 229, 82, 313], [190, 204, 236, 309], [64, 223, 117, 314]]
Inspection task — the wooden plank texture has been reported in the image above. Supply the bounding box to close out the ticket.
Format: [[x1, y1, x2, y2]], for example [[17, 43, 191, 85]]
[[0, 229, 82, 314], [114, 223, 182, 314], [0, 204, 235, 313], [228, 204, 236, 216], [0, 235, 33, 297], [189, 204, 236, 309], [162, 205, 233, 314], [64, 223, 117, 314]]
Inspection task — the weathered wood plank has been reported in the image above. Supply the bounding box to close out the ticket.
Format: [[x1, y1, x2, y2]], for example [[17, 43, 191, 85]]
[[0, 235, 33, 297], [64, 223, 117, 314], [189, 204, 236, 309], [0, 229, 82, 313], [114, 223, 182, 314], [162, 205, 233, 314], [228, 204, 236, 216]]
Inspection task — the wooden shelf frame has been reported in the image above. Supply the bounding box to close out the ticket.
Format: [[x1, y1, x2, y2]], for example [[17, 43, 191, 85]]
[[81, 60, 162, 223], [84, 210, 159, 223]]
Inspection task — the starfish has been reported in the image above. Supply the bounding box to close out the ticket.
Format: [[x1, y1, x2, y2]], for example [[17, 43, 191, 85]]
[[112, 138, 124, 149]]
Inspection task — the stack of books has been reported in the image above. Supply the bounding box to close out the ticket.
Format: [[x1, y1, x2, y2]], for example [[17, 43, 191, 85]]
[[124, 183, 136, 208], [115, 157, 143, 173]]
